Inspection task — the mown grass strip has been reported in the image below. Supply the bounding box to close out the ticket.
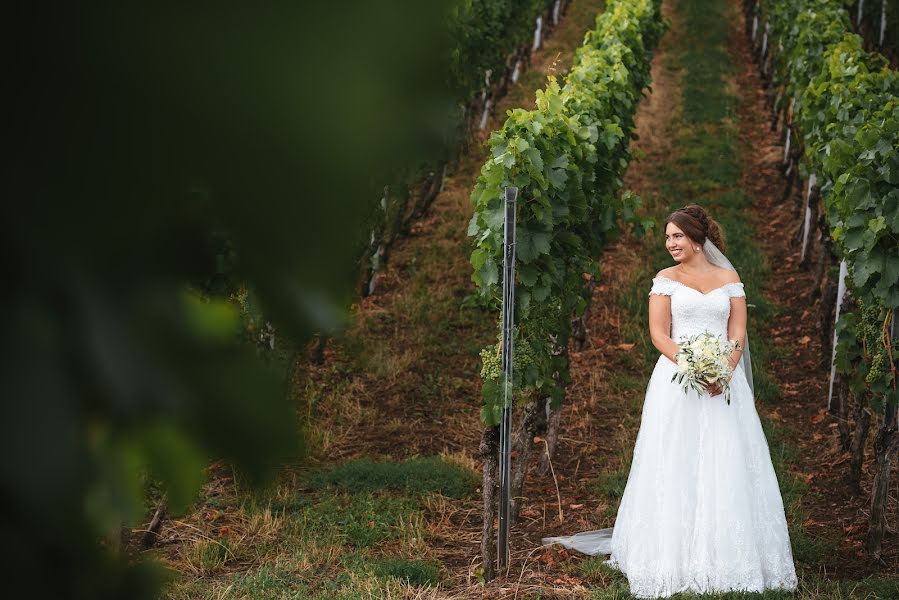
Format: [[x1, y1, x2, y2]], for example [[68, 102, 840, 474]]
[[305, 456, 479, 499]]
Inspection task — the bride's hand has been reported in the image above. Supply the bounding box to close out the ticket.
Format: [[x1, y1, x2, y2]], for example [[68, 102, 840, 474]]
[[706, 382, 723, 397]]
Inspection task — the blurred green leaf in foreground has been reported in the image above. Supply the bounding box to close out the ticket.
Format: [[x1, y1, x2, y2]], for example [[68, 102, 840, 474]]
[[3, 1, 453, 598]]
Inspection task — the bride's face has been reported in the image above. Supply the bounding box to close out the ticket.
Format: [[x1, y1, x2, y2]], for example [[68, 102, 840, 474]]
[[665, 223, 697, 263]]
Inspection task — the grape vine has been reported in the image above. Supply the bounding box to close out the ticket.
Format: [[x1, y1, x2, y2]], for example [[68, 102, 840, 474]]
[[748, 0, 899, 555], [362, 1, 567, 297], [753, 0, 898, 411], [469, 0, 665, 426]]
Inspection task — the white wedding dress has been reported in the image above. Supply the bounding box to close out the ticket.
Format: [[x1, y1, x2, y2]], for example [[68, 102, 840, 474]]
[[543, 274, 798, 598]]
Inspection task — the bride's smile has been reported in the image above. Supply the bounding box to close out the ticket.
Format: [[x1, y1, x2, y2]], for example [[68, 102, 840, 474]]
[[665, 224, 694, 262]]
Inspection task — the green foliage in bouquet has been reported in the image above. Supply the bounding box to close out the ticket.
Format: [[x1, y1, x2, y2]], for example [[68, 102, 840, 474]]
[[671, 332, 740, 405]]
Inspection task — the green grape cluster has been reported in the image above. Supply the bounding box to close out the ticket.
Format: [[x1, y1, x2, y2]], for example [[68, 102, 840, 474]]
[[856, 299, 883, 349], [512, 340, 535, 378], [479, 346, 502, 382], [479, 339, 536, 383], [852, 297, 896, 389], [866, 350, 886, 385]]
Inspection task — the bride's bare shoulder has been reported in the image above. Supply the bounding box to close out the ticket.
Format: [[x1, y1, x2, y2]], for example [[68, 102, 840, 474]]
[[716, 266, 741, 284], [657, 265, 740, 285]]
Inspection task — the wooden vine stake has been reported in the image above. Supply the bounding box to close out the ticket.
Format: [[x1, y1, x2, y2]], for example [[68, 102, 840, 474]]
[[479, 70, 493, 131], [532, 16, 543, 52], [828, 258, 848, 410], [782, 127, 791, 165], [497, 186, 518, 571], [800, 173, 816, 264]]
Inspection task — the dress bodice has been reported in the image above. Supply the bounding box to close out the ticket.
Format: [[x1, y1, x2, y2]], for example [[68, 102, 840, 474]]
[[649, 276, 745, 341]]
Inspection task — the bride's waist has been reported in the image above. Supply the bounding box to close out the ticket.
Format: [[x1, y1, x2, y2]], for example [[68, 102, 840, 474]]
[[671, 328, 728, 341]]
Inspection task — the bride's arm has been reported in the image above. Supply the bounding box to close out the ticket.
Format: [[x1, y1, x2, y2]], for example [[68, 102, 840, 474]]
[[726, 297, 748, 375], [648, 294, 680, 364]]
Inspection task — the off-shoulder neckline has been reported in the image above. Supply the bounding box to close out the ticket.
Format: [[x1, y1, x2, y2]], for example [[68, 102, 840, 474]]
[[653, 275, 744, 297]]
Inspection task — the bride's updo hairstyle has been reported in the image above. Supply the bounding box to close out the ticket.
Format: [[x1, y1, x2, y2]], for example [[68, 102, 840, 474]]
[[664, 204, 727, 254]]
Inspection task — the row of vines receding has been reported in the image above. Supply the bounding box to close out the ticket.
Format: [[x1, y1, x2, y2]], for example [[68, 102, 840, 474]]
[[359, 1, 575, 301], [745, 0, 899, 562]]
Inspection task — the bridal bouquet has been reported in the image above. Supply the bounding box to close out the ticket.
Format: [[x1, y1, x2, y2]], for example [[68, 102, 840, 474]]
[[671, 332, 740, 405]]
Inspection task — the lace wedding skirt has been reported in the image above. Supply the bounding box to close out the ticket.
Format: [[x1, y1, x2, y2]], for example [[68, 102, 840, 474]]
[[544, 355, 798, 598]]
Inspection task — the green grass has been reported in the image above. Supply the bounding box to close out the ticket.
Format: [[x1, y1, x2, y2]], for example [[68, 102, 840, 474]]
[[591, 470, 630, 518], [305, 455, 479, 499], [680, 0, 736, 123], [298, 491, 420, 548], [170, 553, 446, 600], [163, 457, 459, 598], [369, 557, 442, 586]]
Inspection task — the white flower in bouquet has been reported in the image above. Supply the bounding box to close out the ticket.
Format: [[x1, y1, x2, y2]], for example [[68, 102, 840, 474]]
[[671, 331, 740, 404]]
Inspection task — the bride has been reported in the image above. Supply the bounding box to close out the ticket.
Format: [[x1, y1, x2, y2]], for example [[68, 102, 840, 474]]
[[543, 205, 798, 597]]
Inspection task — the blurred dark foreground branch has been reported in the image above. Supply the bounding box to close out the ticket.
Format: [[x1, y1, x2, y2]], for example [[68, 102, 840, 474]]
[[3, 2, 454, 597]]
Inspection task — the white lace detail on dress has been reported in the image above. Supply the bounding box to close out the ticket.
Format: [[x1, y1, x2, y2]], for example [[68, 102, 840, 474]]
[[649, 275, 745, 298], [649, 276, 745, 342], [648, 276, 679, 296]]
